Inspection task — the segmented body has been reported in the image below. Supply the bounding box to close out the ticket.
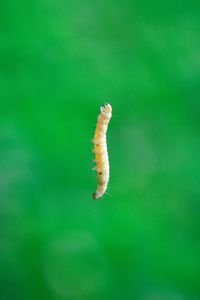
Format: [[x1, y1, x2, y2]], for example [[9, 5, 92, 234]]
[[92, 103, 112, 200]]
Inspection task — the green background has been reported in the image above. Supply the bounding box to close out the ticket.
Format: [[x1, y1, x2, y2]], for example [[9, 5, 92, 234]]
[[1, 1, 200, 299]]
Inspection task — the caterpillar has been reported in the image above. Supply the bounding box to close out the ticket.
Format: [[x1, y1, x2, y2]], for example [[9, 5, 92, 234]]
[[92, 102, 112, 200]]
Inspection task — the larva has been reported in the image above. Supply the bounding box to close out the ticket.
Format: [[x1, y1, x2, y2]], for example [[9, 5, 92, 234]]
[[92, 102, 112, 200]]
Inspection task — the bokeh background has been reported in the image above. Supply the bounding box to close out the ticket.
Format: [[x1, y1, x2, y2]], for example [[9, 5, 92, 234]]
[[1, 0, 200, 299]]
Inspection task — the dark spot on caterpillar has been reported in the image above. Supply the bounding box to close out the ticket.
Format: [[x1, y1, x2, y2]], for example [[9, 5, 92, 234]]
[[99, 172, 102, 175]]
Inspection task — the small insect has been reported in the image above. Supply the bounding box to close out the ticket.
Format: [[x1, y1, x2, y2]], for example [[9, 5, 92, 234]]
[[92, 102, 112, 200]]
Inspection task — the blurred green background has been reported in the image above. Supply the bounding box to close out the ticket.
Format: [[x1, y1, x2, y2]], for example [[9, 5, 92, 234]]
[[1, 0, 200, 299]]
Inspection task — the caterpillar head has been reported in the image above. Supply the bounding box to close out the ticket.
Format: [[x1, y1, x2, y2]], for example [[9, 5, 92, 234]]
[[92, 192, 98, 200]]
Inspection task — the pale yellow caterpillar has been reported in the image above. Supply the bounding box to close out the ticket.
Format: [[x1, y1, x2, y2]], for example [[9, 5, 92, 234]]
[[92, 102, 112, 200]]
